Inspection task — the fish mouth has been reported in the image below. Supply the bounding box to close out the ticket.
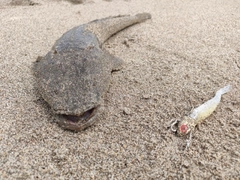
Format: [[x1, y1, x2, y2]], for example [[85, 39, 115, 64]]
[[57, 106, 100, 131]]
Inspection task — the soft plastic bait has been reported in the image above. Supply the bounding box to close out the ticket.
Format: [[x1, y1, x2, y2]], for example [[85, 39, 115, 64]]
[[171, 85, 231, 148]]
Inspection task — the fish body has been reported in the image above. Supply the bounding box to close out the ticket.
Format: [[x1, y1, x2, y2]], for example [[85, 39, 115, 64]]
[[178, 85, 231, 136], [34, 13, 151, 131]]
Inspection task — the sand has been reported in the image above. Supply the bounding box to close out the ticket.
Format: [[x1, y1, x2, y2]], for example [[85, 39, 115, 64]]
[[0, 0, 240, 179]]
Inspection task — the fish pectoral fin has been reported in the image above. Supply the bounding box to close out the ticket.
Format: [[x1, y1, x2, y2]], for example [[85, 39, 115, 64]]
[[103, 50, 123, 71]]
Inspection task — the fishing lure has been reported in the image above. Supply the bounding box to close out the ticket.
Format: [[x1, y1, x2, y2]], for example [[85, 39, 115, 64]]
[[171, 85, 231, 148]]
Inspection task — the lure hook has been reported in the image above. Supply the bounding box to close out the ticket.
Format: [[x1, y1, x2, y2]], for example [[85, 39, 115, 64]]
[[170, 119, 179, 132]]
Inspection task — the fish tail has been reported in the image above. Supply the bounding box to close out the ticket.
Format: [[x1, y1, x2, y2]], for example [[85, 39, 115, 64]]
[[135, 13, 152, 22], [216, 85, 231, 96], [86, 13, 151, 44]]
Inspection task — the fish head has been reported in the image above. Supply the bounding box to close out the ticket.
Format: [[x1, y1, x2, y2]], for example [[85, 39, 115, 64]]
[[34, 47, 111, 131]]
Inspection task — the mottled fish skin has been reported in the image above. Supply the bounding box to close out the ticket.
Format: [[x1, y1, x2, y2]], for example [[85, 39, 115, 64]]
[[34, 13, 151, 131], [177, 85, 231, 136]]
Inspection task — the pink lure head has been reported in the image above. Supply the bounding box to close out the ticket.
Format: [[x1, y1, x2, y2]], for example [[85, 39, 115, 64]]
[[179, 124, 188, 134]]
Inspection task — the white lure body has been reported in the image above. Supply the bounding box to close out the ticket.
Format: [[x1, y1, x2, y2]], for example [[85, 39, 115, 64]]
[[177, 85, 231, 136], [189, 85, 231, 122]]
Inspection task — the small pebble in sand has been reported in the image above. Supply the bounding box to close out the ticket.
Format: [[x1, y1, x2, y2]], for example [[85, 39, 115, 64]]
[[65, 0, 84, 4], [123, 107, 131, 115], [10, 0, 37, 6]]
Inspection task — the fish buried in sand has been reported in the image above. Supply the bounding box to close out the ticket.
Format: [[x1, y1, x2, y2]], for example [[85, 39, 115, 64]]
[[34, 13, 151, 131], [171, 85, 231, 148]]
